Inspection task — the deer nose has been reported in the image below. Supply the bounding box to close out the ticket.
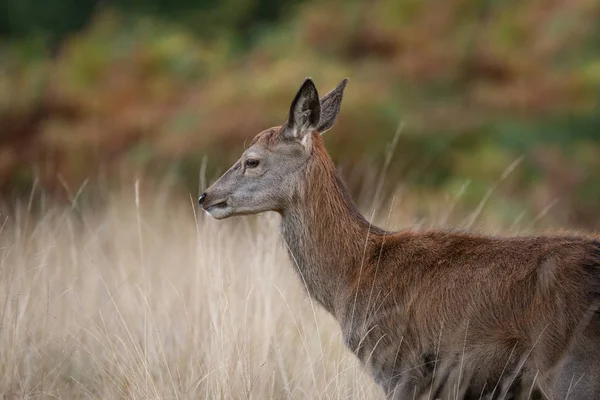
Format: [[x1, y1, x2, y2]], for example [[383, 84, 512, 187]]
[[198, 192, 207, 206]]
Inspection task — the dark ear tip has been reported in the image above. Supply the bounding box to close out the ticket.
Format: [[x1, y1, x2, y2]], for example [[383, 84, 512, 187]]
[[301, 77, 317, 91]]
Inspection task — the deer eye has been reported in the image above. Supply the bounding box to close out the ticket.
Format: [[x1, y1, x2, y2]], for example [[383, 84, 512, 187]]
[[245, 159, 260, 168]]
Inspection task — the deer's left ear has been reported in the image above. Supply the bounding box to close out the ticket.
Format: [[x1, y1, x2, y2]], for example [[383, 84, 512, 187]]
[[284, 78, 321, 140]]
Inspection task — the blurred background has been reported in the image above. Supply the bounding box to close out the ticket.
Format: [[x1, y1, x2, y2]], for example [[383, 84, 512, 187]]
[[1, 0, 600, 230], [0, 2, 599, 397]]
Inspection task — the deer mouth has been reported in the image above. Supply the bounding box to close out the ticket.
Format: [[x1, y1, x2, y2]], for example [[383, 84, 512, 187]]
[[204, 199, 232, 219], [205, 200, 229, 212]]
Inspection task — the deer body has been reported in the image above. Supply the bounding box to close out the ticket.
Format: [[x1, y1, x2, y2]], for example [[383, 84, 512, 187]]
[[199, 78, 600, 399]]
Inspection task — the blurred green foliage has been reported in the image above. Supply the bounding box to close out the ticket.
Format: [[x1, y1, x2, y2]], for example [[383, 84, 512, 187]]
[[0, 0, 297, 48], [0, 0, 599, 229]]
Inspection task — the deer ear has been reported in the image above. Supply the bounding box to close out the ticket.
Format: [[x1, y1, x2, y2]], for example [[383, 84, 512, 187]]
[[317, 78, 348, 134], [284, 78, 321, 140]]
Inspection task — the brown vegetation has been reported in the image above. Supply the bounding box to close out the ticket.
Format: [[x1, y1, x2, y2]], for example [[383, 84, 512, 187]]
[[1, 0, 600, 228]]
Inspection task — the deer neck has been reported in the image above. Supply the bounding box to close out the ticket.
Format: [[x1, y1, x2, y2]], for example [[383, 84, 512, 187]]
[[280, 140, 384, 314]]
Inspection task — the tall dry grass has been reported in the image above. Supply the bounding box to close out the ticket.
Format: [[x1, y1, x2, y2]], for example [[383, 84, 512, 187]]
[[0, 186, 380, 399]]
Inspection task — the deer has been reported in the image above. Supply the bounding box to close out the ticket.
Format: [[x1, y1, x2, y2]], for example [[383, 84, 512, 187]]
[[198, 78, 600, 399]]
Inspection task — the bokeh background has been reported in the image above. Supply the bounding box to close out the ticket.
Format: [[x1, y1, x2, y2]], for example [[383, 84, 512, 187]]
[[2, 1, 600, 398], [2, 0, 600, 229]]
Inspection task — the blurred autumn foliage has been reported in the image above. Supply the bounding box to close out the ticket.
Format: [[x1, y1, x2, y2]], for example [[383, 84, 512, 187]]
[[1, 0, 600, 228]]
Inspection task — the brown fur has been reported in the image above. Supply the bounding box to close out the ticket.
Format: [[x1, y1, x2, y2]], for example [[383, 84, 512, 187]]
[[200, 79, 600, 399], [283, 133, 600, 398]]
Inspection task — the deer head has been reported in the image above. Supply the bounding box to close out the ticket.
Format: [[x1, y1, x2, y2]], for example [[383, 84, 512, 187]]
[[198, 78, 348, 219]]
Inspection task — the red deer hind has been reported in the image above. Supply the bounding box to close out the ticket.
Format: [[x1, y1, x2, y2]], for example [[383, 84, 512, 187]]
[[198, 78, 600, 399]]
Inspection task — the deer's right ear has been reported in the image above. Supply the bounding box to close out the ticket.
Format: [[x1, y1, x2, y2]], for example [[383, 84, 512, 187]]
[[284, 78, 321, 141], [317, 78, 348, 134]]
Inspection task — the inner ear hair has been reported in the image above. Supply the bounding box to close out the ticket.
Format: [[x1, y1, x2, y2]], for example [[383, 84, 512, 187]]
[[285, 78, 321, 139]]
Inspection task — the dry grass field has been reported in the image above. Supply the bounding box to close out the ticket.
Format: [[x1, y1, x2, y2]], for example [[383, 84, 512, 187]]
[[0, 167, 572, 400], [0, 183, 388, 399], [2, 0, 599, 397]]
